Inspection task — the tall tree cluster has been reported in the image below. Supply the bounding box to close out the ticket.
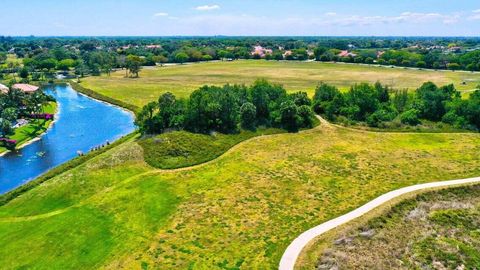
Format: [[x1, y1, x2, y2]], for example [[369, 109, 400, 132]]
[[136, 80, 316, 134], [313, 81, 480, 130]]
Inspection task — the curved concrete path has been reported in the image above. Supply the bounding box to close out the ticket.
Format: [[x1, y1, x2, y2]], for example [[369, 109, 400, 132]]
[[279, 176, 480, 270]]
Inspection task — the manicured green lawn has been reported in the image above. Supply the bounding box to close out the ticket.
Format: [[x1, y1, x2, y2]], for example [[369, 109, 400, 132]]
[[81, 60, 480, 107], [1, 122, 480, 269], [0, 102, 57, 154]]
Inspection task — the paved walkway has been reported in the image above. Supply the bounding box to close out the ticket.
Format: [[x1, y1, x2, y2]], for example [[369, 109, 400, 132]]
[[279, 176, 480, 270]]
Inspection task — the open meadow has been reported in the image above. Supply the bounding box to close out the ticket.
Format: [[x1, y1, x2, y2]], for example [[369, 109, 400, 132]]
[[81, 60, 480, 107], [1, 121, 480, 269]]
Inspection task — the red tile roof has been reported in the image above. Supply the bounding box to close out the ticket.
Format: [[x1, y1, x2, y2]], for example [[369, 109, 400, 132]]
[[12, 84, 39, 93]]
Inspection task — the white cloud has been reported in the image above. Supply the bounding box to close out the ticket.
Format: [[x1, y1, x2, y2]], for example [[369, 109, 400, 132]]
[[195, 4, 220, 11], [153, 12, 169, 17], [321, 12, 460, 26], [468, 14, 480, 20], [468, 9, 480, 20], [146, 10, 473, 36], [325, 12, 337, 16]]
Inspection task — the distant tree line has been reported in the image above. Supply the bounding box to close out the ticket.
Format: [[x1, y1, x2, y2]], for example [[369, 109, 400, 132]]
[[1, 37, 480, 83], [135, 80, 316, 134], [313, 81, 480, 130]]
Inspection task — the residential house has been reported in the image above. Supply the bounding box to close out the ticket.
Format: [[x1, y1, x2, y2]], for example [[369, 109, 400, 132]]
[[12, 84, 39, 94], [251, 46, 272, 57], [0, 83, 8, 94], [338, 50, 357, 58]]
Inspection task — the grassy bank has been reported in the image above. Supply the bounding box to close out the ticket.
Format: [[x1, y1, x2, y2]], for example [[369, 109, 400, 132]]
[[1, 121, 480, 269], [297, 184, 480, 269], [70, 81, 140, 113], [0, 132, 138, 206], [81, 60, 480, 107], [0, 102, 57, 154]]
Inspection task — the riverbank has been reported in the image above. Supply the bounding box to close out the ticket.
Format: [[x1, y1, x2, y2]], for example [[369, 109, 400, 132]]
[[0, 102, 58, 156], [0, 84, 136, 195], [69, 81, 139, 114]]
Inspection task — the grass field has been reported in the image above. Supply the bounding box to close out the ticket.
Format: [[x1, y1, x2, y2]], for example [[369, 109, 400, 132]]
[[1, 121, 480, 269], [81, 60, 480, 107], [0, 102, 57, 154], [298, 184, 480, 269]]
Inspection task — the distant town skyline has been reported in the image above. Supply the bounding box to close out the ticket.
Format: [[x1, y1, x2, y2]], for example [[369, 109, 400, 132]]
[[1, 0, 479, 36]]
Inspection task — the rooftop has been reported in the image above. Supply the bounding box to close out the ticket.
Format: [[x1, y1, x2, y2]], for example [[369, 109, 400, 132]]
[[0, 83, 8, 93], [12, 84, 39, 93]]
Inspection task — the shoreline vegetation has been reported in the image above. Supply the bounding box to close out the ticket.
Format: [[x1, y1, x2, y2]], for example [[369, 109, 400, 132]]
[[0, 101, 57, 156], [69, 81, 140, 113], [0, 132, 137, 206]]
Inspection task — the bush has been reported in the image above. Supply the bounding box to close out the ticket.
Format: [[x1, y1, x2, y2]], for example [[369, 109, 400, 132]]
[[442, 111, 467, 128], [297, 105, 315, 128], [202, 55, 213, 61], [400, 109, 421, 125], [366, 105, 398, 127]]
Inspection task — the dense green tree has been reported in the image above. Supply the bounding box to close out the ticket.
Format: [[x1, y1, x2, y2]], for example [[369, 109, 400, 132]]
[[0, 118, 13, 137], [152, 55, 168, 66], [344, 83, 380, 121], [126, 55, 144, 77], [19, 68, 29, 79], [297, 105, 314, 128], [400, 109, 420, 125], [280, 100, 300, 132], [374, 81, 390, 103], [250, 79, 286, 123], [186, 86, 240, 133], [135, 101, 160, 134], [240, 102, 257, 130], [0, 53, 7, 64], [57, 59, 76, 71], [290, 91, 311, 106], [157, 92, 185, 130], [175, 52, 189, 64], [415, 82, 457, 121]]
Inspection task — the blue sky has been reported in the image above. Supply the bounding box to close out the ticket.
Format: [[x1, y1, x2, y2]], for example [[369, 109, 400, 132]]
[[1, 0, 479, 36]]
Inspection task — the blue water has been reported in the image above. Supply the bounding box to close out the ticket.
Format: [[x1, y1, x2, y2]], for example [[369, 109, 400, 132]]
[[0, 84, 135, 194]]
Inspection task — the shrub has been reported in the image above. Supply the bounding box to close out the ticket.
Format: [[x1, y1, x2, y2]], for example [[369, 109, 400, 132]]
[[400, 109, 421, 125], [366, 105, 398, 127], [297, 105, 315, 128]]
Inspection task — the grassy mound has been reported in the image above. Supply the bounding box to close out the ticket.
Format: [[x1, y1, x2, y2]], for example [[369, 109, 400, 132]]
[[139, 128, 284, 169], [299, 185, 480, 269]]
